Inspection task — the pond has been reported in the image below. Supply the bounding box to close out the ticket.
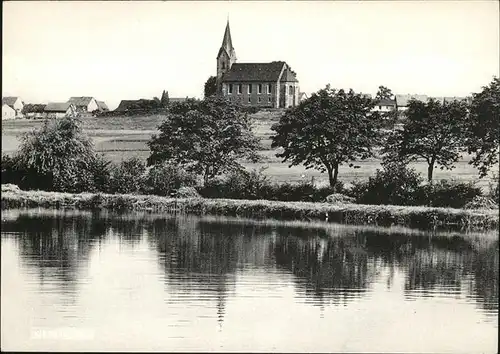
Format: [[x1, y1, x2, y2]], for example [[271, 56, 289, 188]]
[[1, 208, 498, 352]]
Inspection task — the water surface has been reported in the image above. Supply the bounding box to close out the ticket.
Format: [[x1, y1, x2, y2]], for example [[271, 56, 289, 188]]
[[1, 209, 498, 352]]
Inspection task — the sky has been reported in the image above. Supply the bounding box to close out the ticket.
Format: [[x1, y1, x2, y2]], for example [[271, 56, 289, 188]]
[[3, 1, 499, 110]]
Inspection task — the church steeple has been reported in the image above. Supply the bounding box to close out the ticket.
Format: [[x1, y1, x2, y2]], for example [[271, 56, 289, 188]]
[[216, 19, 237, 95], [220, 20, 236, 59]]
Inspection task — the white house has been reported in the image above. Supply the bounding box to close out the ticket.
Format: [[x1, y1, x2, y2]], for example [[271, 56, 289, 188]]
[[2, 97, 24, 118], [372, 98, 397, 113], [67, 97, 99, 114], [2, 104, 16, 120], [44, 102, 77, 119]]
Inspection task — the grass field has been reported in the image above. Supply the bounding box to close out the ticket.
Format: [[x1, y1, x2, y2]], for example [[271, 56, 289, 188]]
[[2, 187, 498, 231], [2, 112, 497, 190]]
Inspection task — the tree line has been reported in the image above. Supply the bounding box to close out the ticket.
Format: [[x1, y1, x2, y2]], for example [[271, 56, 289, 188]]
[[2, 78, 498, 202]]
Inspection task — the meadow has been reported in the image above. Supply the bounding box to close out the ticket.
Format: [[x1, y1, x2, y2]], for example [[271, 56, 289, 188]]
[[2, 111, 497, 189]]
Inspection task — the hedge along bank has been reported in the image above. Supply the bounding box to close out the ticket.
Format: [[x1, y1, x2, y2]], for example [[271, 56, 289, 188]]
[[1, 187, 498, 232]]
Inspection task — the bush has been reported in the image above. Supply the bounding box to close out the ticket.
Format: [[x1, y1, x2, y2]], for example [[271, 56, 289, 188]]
[[90, 154, 113, 193], [350, 163, 423, 206], [15, 117, 98, 193], [198, 168, 344, 202], [416, 180, 483, 209], [143, 163, 197, 196], [176, 186, 201, 198], [464, 195, 498, 210], [1, 154, 22, 186], [110, 157, 146, 194], [199, 168, 272, 200]]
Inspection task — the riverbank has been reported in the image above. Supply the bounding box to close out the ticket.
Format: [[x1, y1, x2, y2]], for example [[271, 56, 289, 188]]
[[1, 187, 498, 231]]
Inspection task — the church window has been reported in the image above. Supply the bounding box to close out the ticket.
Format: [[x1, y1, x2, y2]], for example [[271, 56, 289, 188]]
[[248, 97, 251, 103], [258, 97, 261, 103], [290, 85, 293, 94], [267, 84, 272, 94], [258, 84, 262, 94], [238, 84, 242, 94], [268, 97, 271, 103], [248, 84, 252, 94], [228, 84, 233, 94]]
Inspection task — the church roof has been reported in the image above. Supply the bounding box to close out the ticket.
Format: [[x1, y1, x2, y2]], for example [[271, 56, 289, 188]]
[[222, 61, 288, 82], [217, 20, 236, 59], [281, 67, 298, 82]]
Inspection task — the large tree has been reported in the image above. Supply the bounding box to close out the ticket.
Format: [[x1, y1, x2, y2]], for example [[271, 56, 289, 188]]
[[383, 98, 469, 181], [16, 117, 98, 192], [271, 86, 383, 188], [375, 85, 394, 100], [204, 76, 217, 98], [147, 97, 260, 183], [465, 77, 500, 178]]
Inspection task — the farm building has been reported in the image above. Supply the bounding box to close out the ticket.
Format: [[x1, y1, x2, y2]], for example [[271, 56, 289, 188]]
[[2, 104, 16, 120], [373, 98, 397, 113], [67, 96, 99, 114], [215, 21, 300, 109], [2, 96, 24, 118], [114, 99, 160, 113], [22, 104, 47, 119], [96, 101, 109, 112], [44, 102, 77, 119], [395, 94, 428, 112]]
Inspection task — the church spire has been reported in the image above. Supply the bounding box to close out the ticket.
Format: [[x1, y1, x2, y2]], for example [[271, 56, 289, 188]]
[[220, 20, 235, 58]]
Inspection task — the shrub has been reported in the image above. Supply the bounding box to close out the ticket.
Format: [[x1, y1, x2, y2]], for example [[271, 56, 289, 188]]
[[199, 168, 273, 200], [350, 163, 423, 206], [326, 193, 355, 204], [90, 154, 113, 193], [464, 195, 498, 210], [1, 154, 22, 186], [198, 168, 345, 203], [110, 157, 146, 194], [176, 186, 201, 199], [143, 163, 197, 196], [416, 180, 483, 209], [16, 117, 98, 193]]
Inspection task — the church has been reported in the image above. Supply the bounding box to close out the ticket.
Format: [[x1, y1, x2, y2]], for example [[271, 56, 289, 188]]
[[216, 21, 300, 109]]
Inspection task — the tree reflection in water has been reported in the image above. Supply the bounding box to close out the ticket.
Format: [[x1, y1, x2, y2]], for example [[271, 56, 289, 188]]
[[5, 210, 498, 321]]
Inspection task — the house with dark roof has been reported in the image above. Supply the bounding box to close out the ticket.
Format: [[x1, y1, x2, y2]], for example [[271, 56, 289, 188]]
[[395, 94, 429, 111], [216, 21, 300, 109], [114, 99, 160, 113], [67, 96, 99, 114], [44, 102, 77, 118], [22, 103, 47, 119], [2, 96, 24, 118]]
